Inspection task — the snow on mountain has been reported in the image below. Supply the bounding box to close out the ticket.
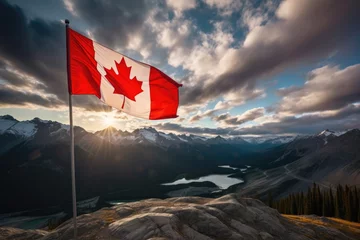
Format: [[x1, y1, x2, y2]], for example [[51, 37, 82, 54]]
[[318, 129, 348, 137], [178, 136, 188, 142], [264, 136, 296, 145], [318, 129, 333, 137], [207, 135, 224, 143], [1, 115, 358, 149], [0, 116, 38, 138], [6, 121, 37, 137], [190, 134, 208, 142], [242, 135, 295, 145], [159, 132, 174, 140], [138, 128, 157, 143], [316, 129, 352, 145], [0, 117, 18, 133]]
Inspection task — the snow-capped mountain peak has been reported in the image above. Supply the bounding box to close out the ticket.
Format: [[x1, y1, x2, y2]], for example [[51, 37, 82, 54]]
[[242, 135, 296, 145], [318, 129, 349, 137], [138, 128, 158, 143], [1, 115, 358, 149], [318, 129, 335, 137], [0, 115, 37, 137]]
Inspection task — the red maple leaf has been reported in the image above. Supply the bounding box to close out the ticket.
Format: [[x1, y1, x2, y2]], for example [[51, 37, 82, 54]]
[[104, 57, 143, 108]]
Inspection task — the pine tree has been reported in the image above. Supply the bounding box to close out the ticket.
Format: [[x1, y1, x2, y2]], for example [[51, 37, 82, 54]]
[[316, 185, 322, 216], [329, 187, 335, 217], [290, 194, 297, 215], [352, 187, 358, 222], [271, 184, 359, 223], [322, 190, 328, 216], [312, 183, 317, 214], [335, 184, 344, 218], [305, 187, 312, 215], [299, 192, 304, 215], [345, 186, 352, 221]]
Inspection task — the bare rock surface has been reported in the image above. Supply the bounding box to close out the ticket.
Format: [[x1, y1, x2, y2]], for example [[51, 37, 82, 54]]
[[1, 194, 359, 240], [0, 227, 47, 240]]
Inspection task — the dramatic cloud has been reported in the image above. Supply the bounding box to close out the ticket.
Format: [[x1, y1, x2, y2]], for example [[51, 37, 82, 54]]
[[166, 0, 196, 14], [0, 60, 37, 87], [181, 0, 360, 105], [213, 107, 265, 126], [0, 85, 62, 108], [157, 104, 360, 136], [188, 87, 265, 122], [65, 0, 147, 50], [239, 0, 277, 30], [203, 0, 243, 16], [0, 0, 110, 111], [273, 64, 360, 114], [189, 109, 217, 122], [236, 104, 360, 135]]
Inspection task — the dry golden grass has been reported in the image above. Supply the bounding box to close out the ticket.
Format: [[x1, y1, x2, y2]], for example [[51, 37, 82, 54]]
[[283, 214, 360, 236], [92, 208, 119, 224], [328, 217, 360, 228]]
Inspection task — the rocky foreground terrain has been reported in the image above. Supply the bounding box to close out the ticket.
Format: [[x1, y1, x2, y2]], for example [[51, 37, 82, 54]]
[[1, 194, 360, 240]]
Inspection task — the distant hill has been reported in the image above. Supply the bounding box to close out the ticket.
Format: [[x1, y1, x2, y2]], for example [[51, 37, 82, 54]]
[[238, 129, 360, 199]]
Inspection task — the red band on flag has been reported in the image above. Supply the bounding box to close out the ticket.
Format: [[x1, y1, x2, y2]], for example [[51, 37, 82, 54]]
[[68, 29, 101, 98], [149, 67, 181, 120]]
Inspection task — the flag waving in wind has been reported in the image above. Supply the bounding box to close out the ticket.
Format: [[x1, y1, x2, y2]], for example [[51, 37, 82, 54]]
[[67, 28, 182, 120]]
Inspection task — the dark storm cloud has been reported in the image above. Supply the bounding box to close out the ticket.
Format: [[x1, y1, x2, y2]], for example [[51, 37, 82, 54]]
[[0, 60, 31, 87], [189, 109, 218, 122], [65, 0, 147, 49], [157, 104, 360, 135], [212, 107, 265, 126], [235, 104, 360, 135], [0, 85, 62, 108], [212, 113, 230, 122], [0, 0, 111, 111], [182, 0, 360, 105], [0, 0, 66, 98]]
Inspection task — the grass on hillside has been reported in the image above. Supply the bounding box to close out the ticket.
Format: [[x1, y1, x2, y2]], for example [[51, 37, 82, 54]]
[[283, 214, 360, 236]]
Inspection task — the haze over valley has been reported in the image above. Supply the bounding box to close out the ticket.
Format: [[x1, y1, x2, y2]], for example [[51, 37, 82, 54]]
[[1, 115, 359, 216]]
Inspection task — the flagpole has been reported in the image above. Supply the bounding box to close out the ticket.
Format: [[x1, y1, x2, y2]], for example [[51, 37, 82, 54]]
[[65, 19, 78, 239]]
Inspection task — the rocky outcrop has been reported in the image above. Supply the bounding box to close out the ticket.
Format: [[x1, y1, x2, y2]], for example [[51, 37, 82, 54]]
[[0, 227, 47, 240], [1, 194, 359, 240]]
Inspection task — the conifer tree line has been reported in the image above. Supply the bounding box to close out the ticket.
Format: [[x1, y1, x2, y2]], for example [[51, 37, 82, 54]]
[[267, 183, 360, 222]]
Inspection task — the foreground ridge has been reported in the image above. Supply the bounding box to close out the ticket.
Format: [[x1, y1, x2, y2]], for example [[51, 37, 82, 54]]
[[1, 194, 359, 240]]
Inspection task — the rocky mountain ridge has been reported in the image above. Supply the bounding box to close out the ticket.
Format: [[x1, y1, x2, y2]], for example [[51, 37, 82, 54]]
[[1, 194, 359, 240], [1, 115, 354, 149], [238, 129, 360, 199], [1, 114, 359, 213]]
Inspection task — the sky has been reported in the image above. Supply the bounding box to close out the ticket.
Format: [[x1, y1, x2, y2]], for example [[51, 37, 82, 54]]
[[0, 0, 360, 136]]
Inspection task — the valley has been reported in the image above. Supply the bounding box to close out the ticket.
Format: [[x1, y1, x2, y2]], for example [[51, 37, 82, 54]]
[[1, 115, 360, 230]]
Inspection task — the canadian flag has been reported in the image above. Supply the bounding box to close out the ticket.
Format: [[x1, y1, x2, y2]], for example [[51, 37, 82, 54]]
[[67, 28, 182, 120]]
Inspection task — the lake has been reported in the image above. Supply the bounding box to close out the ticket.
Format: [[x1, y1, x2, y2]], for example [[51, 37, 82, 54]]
[[162, 166, 244, 189]]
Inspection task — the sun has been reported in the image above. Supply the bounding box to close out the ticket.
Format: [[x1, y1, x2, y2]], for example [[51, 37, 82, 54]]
[[103, 116, 115, 126]]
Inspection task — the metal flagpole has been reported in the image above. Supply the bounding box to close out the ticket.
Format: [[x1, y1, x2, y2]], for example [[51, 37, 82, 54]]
[[65, 19, 78, 239]]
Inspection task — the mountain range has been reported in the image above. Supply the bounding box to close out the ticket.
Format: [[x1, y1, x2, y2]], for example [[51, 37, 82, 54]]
[[0, 114, 359, 215], [238, 128, 360, 199], [0, 115, 297, 150]]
